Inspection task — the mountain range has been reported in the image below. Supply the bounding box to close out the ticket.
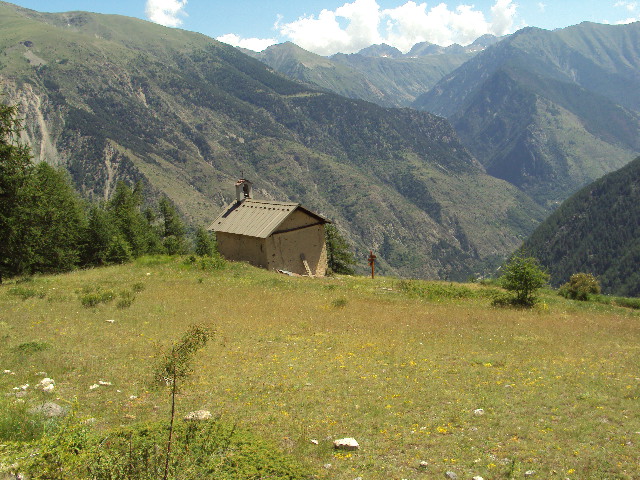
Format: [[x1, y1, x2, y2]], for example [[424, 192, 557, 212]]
[[248, 35, 502, 108], [0, 1, 545, 280], [256, 22, 640, 210]]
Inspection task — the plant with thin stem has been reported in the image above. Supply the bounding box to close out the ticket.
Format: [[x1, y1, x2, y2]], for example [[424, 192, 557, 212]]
[[154, 324, 212, 480]]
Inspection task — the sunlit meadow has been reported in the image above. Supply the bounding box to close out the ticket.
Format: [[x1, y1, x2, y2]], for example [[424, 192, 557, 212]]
[[1, 257, 639, 479]]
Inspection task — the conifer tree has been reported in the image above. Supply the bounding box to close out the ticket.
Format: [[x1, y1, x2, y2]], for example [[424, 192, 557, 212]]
[[0, 104, 35, 281], [159, 196, 187, 255], [325, 224, 357, 275], [27, 163, 86, 273], [194, 226, 216, 257]]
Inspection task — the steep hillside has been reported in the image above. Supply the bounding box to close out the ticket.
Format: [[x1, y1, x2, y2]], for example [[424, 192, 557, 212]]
[[522, 156, 640, 297], [414, 23, 640, 207], [0, 2, 545, 280], [252, 42, 475, 108]]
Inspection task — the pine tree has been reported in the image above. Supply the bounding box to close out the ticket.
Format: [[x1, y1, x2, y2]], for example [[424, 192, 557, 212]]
[[107, 181, 159, 257], [0, 103, 35, 282], [27, 163, 86, 273], [194, 226, 217, 257], [159, 196, 187, 255], [325, 224, 356, 275]]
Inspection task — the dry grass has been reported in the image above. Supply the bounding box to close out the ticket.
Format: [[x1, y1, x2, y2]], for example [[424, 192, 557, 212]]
[[1, 258, 639, 479]]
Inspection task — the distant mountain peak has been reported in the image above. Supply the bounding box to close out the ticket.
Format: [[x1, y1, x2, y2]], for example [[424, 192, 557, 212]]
[[356, 43, 403, 58]]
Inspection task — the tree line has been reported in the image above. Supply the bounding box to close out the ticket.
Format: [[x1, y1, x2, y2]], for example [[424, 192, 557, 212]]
[[0, 102, 216, 283]]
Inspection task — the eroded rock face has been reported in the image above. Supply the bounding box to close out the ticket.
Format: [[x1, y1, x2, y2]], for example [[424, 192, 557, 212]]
[[333, 437, 359, 451]]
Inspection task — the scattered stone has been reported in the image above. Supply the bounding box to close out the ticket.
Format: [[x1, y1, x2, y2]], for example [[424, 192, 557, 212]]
[[472, 476, 485, 480], [473, 408, 485, 416], [333, 438, 359, 451], [184, 410, 212, 421], [105, 319, 115, 323], [310, 439, 319, 445], [89, 384, 100, 390], [98, 380, 112, 386], [37, 378, 55, 392], [419, 460, 429, 468], [323, 463, 332, 469], [15, 390, 27, 398], [444, 471, 458, 480], [29, 402, 65, 418], [129, 395, 138, 400], [3, 369, 14, 374], [525, 471, 536, 477]]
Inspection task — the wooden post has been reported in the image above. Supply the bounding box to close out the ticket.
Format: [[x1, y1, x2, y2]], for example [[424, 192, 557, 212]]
[[368, 251, 377, 279]]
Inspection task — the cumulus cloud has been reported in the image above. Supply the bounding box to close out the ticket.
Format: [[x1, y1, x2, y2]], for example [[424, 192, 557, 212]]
[[216, 33, 278, 52], [276, 0, 519, 55], [278, 0, 382, 55], [614, 1, 638, 11], [612, 1, 638, 23], [145, 0, 188, 28]]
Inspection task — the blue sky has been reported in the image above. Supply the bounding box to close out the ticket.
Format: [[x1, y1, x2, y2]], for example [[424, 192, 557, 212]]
[[9, 0, 640, 54]]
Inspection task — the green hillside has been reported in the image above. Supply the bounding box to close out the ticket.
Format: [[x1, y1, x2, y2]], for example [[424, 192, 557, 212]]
[[0, 1, 546, 280], [521, 156, 640, 297], [1, 259, 640, 479], [414, 23, 640, 207]]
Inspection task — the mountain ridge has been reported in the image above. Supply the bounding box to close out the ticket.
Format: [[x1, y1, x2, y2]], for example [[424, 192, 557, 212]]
[[0, 1, 545, 279]]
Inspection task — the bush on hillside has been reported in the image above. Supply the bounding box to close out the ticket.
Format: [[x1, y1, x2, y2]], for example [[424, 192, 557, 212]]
[[559, 273, 601, 301], [6, 418, 314, 480], [497, 254, 549, 307]]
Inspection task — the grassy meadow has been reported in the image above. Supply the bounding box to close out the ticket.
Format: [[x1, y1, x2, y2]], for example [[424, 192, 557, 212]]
[[1, 257, 639, 479]]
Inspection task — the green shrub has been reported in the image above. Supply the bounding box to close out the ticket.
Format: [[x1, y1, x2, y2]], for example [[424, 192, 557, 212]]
[[559, 273, 601, 301], [331, 297, 348, 308], [8, 286, 45, 300], [498, 254, 549, 307], [116, 290, 136, 309], [9, 420, 314, 480], [80, 288, 115, 307], [0, 399, 54, 442], [15, 341, 51, 353]]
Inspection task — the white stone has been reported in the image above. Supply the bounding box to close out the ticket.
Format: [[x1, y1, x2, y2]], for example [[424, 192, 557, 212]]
[[29, 402, 65, 418], [89, 384, 99, 390], [445, 471, 458, 480], [98, 380, 112, 386], [184, 410, 212, 421], [473, 477, 485, 480], [419, 461, 429, 468], [310, 439, 319, 445], [473, 408, 485, 416], [333, 438, 359, 450]]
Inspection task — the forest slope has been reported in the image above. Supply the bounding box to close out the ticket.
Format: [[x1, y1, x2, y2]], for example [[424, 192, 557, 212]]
[[0, 2, 545, 279], [522, 156, 640, 296]]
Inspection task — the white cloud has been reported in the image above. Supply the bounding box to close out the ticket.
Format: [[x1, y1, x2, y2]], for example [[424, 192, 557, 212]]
[[145, 0, 188, 28], [614, 1, 638, 12], [611, 1, 638, 23], [537, 2, 546, 13], [278, 0, 382, 55], [275, 0, 519, 55], [216, 33, 278, 52]]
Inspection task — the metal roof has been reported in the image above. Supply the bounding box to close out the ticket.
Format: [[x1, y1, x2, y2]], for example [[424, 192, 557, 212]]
[[208, 199, 329, 238]]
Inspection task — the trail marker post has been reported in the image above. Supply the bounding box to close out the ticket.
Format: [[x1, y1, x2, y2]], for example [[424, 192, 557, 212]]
[[368, 251, 377, 279]]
